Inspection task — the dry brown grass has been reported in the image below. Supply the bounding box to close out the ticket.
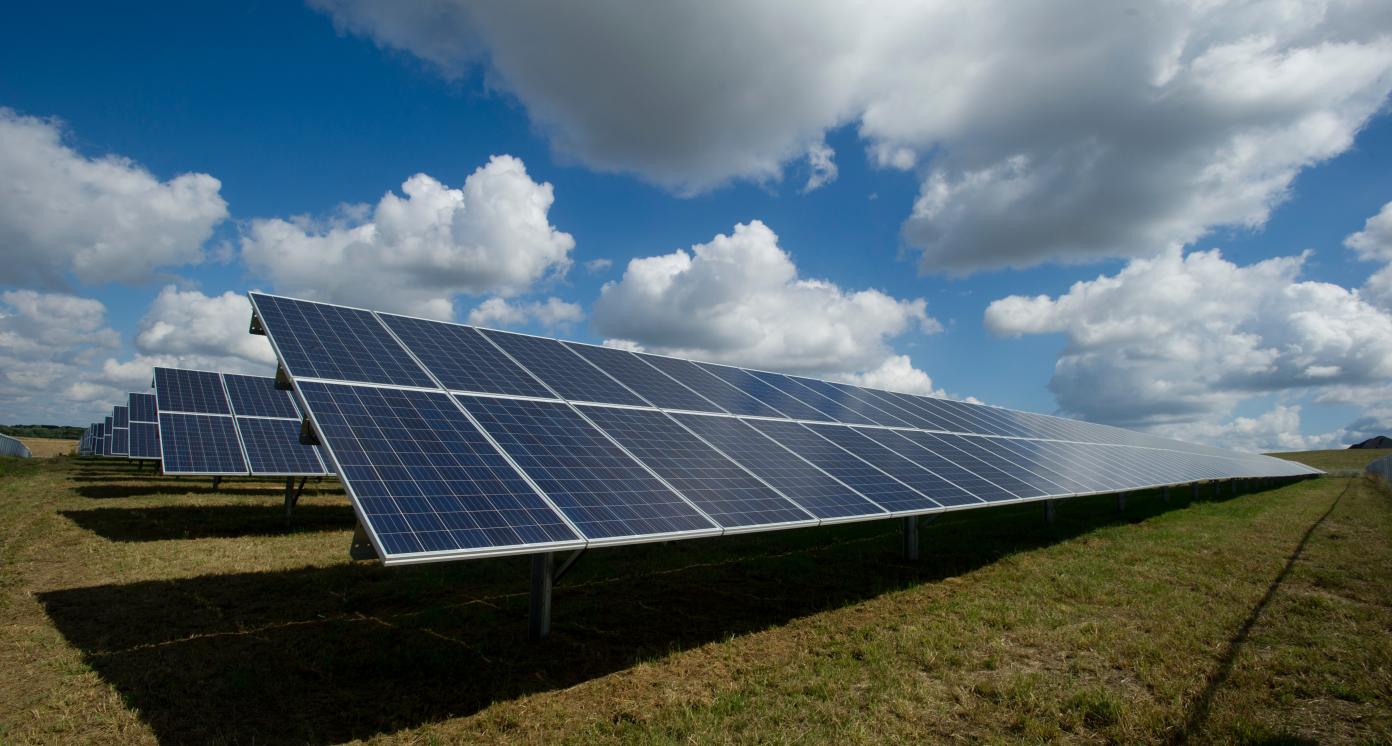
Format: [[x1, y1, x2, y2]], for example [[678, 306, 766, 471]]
[[15, 437, 76, 458], [1, 455, 1388, 744]]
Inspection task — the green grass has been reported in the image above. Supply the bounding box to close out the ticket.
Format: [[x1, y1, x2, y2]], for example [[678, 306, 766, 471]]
[[1269, 448, 1392, 472], [1, 453, 1389, 744]]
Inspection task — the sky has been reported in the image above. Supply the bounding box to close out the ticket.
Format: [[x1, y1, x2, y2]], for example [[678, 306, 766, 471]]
[[2, 0, 1391, 453]]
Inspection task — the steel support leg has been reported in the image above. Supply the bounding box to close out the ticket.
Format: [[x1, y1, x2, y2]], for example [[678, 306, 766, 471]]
[[1161, 485, 1171, 503], [1115, 492, 1127, 513], [530, 552, 554, 640], [211, 475, 222, 491], [1044, 499, 1057, 524], [1192, 482, 1199, 500], [902, 516, 919, 560]]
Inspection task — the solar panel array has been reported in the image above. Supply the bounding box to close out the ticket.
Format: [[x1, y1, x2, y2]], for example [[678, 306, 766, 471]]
[[127, 392, 161, 460], [250, 292, 1319, 567], [153, 367, 331, 477]]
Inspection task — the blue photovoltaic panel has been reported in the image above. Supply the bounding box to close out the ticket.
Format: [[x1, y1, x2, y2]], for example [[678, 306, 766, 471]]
[[154, 367, 231, 415], [746, 419, 940, 514], [806, 424, 981, 509], [223, 373, 301, 418], [744, 370, 879, 425], [480, 329, 646, 406], [928, 433, 1065, 496], [129, 392, 157, 422], [674, 413, 887, 520], [250, 293, 434, 388], [128, 422, 161, 460], [888, 429, 1043, 498], [785, 376, 914, 427], [697, 363, 834, 422], [296, 381, 581, 560], [103, 417, 113, 457], [158, 413, 247, 474], [860, 429, 1015, 504], [378, 314, 555, 398], [565, 343, 725, 413], [457, 395, 718, 540], [111, 428, 129, 455], [579, 405, 814, 529], [94, 423, 105, 455], [236, 417, 327, 475], [982, 438, 1098, 494], [635, 353, 786, 418], [113, 405, 129, 428]]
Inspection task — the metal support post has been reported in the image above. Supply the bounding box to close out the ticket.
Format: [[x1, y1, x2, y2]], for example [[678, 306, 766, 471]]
[[1115, 491, 1127, 513], [1161, 485, 1171, 503], [902, 516, 919, 560], [530, 552, 554, 640], [211, 475, 222, 491], [1192, 482, 1199, 499], [283, 477, 307, 525], [1044, 499, 1056, 524]]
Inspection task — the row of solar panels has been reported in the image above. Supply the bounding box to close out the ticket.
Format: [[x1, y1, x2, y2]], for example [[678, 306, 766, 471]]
[[248, 292, 1319, 565], [77, 370, 332, 477]]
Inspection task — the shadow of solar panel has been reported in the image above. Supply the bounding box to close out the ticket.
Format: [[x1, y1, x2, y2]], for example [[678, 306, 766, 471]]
[[158, 413, 247, 474], [250, 293, 434, 388], [379, 313, 556, 398], [674, 413, 887, 521], [457, 395, 719, 542], [297, 382, 582, 562], [224, 374, 301, 418], [236, 417, 327, 475], [579, 405, 815, 530], [154, 367, 231, 415]]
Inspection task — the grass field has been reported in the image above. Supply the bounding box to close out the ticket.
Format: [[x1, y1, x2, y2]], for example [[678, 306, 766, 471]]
[[1269, 448, 1392, 472], [1, 453, 1388, 744], [15, 437, 77, 459]]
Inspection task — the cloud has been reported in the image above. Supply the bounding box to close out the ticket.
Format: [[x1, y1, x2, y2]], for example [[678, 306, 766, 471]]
[[838, 355, 943, 397], [240, 155, 574, 319], [1151, 405, 1344, 453], [592, 219, 941, 385], [0, 291, 120, 423], [0, 109, 228, 288], [1345, 200, 1392, 261], [984, 246, 1392, 432], [467, 296, 583, 330], [583, 258, 613, 273], [311, 1, 1392, 270], [133, 286, 275, 368], [802, 141, 838, 193]]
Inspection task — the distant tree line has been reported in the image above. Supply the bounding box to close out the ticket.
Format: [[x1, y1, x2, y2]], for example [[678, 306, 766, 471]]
[[0, 425, 85, 440]]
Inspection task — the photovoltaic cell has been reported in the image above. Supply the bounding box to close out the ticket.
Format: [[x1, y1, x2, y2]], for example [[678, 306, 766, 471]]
[[297, 381, 581, 560], [744, 419, 935, 512], [250, 293, 434, 388], [869, 429, 1016, 503], [158, 413, 247, 474], [480, 329, 647, 406], [697, 363, 834, 421], [634, 353, 786, 418], [744, 370, 878, 425], [457, 395, 717, 540], [785, 376, 914, 427], [579, 405, 814, 529], [565, 343, 725, 413], [236, 417, 327, 475], [154, 367, 231, 415], [111, 427, 128, 455], [805, 424, 978, 509], [673, 413, 886, 520], [113, 405, 129, 428], [380, 313, 555, 398], [223, 373, 301, 418], [929, 433, 1063, 496], [128, 422, 161, 459], [129, 392, 157, 422], [103, 417, 113, 457]]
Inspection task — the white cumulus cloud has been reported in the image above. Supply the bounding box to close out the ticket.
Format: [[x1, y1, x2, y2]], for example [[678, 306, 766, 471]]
[[592, 220, 941, 385], [467, 296, 583, 330], [240, 155, 574, 319], [0, 109, 228, 288], [0, 291, 121, 423], [984, 247, 1392, 436], [311, 0, 1392, 271]]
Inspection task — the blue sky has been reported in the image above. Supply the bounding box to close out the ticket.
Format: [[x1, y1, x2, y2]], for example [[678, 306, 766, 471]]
[[2, 1, 1391, 451]]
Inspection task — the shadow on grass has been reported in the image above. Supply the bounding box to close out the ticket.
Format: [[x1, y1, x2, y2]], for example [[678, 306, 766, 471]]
[[60, 503, 356, 541], [40, 487, 1251, 744]]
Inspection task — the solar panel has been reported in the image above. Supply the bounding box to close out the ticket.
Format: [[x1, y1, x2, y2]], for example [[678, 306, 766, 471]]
[[223, 373, 300, 418], [696, 363, 835, 421], [480, 329, 647, 406], [154, 367, 231, 414], [158, 413, 247, 474], [673, 413, 887, 521], [457, 395, 719, 542], [249, 293, 435, 388], [111, 427, 129, 456], [379, 313, 555, 398], [248, 292, 1321, 571], [235, 417, 327, 475], [102, 416, 113, 457], [128, 422, 161, 460], [129, 392, 158, 423], [578, 405, 816, 529], [113, 405, 129, 429], [297, 381, 583, 561], [635, 353, 786, 418], [564, 343, 726, 413]]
